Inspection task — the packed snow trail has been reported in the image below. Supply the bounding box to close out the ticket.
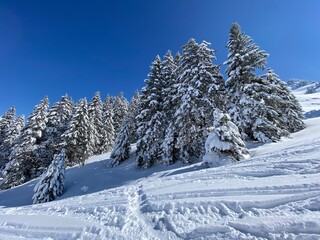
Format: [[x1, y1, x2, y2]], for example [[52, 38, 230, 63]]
[[0, 86, 320, 239]]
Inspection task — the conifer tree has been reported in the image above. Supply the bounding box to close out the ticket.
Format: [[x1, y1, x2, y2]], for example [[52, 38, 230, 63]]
[[225, 23, 276, 142], [112, 92, 129, 134], [0, 114, 24, 170], [127, 90, 140, 144], [110, 117, 131, 166], [0, 97, 49, 189], [32, 149, 66, 204], [88, 92, 105, 154], [64, 98, 90, 166], [0, 108, 16, 144], [0, 108, 21, 169], [36, 95, 74, 171], [174, 39, 224, 163], [203, 110, 249, 167], [262, 69, 305, 133], [136, 56, 165, 168], [102, 96, 115, 152], [160, 51, 180, 165], [225, 23, 304, 142]]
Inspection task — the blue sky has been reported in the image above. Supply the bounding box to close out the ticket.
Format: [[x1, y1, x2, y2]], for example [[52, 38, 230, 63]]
[[0, 0, 319, 116]]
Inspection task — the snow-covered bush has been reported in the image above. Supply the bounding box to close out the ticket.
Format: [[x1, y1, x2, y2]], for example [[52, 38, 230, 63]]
[[32, 149, 66, 204], [203, 111, 249, 167]]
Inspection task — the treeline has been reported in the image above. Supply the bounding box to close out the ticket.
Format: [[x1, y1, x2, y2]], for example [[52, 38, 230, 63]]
[[0, 23, 305, 202], [0, 91, 139, 190], [111, 23, 305, 168]]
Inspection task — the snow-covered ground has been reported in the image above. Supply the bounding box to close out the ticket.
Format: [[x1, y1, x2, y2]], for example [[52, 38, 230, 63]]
[[0, 85, 320, 240]]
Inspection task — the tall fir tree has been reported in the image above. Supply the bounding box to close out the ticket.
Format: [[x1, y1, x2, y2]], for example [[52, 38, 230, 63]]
[[110, 117, 131, 166], [173, 39, 225, 164], [127, 90, 140, 144], [102, 96, 115, 152], [112, 92, 129, 134], [63, 98, 90, 166], [0, 97, 49, 189], [135, 56, 165, 168], [160, 51, 180, 165], [225, 23, 304, 142], [0, 108, 22, 169], [36, 95, 74, 171], [88, 92, 105, 154], [261, 69, 305, 133], [0, 108, 16, 145], [32, 149, 66, 204]]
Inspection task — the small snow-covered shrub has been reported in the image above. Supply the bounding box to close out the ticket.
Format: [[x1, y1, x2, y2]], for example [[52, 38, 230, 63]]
[[203, 111, 249, 167]]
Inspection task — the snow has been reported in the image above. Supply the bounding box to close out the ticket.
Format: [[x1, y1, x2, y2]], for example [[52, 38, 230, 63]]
[[0, 85, 320, 239], [294, 86, 320, 113]]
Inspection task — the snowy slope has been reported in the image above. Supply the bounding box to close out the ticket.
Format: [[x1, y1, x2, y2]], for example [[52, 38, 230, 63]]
[[294, 84, 320, 119], [0, 87, 320, 239]]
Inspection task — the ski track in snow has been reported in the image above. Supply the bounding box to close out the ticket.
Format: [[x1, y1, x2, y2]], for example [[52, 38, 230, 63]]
[[0, 87, 320, 239]]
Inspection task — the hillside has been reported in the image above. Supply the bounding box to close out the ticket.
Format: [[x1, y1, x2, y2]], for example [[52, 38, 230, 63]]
[[0, 85, 319, 239]]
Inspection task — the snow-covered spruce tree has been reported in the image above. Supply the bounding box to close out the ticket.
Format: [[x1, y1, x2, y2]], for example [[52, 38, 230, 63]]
[[0, 108, 16, 144], [88, 92, 105, 154], [0, 97, 49, 190], [160, 51, 180, 165], [63, 98, 90, 166], [0, 114, 24, 171], [136, 56, 165, 168], [173, 39, 225, 164], [110, 117, 131, 166], [0, 107, 20, 169], [32, 149, 66, 204], [203, 110, 249, 167], [127, 90, 140, 144], [112, 92, 129, 134], [225, 23, 289, 142], [261, 69, 305, 133], [36, 94, 74, 172], [101, 96, 115, 152]]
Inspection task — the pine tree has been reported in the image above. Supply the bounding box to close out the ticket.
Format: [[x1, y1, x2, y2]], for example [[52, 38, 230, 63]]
[[127, 90, 140, 144], [136, 56, 165, 168], [160, 51, 180, 165], [110, 117, 131, 166], [0, 114, 24, 170], [112, 92, 129, 134], [203, 110, 249, 167], [64, 98, 90, 166], [36, 95, 74, 171], [0, 107, 22, 169], [32, 149, 66, 204], [225, 23, 289, 142], [261, 69, 305, 133], [102, 96, 115, 152], [174, 39, 225, 163], [0, 108, 16, 144], [0, 97, 49, 189], [88, 92, 105, 154], [225, 23, 305, 142]]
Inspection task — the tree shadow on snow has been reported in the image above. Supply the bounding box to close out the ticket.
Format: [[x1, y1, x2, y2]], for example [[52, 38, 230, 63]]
[[0, 155, 205, 208]]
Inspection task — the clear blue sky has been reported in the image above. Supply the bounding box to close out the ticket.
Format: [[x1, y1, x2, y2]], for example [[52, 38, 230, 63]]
[[0, 0, 319, 117]]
